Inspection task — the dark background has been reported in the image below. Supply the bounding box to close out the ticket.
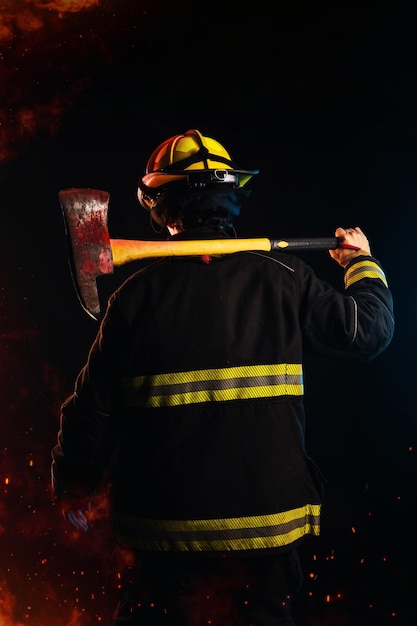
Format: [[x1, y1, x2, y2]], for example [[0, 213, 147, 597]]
[[0, 1, 415, 624]]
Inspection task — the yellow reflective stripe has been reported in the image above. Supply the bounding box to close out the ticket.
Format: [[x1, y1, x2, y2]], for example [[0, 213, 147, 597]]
[[144, 384, 303, 408], [123, 363, 304, 408], [114, 504, 321, 552], [345, 260, 388, 288], [135, 363, 302, 385]]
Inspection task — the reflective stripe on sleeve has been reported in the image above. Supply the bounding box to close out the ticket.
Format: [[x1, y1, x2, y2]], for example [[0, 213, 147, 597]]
[[122, 363, 303, 408], [345, 259, 388, 288], [113, 504, 321, 552]]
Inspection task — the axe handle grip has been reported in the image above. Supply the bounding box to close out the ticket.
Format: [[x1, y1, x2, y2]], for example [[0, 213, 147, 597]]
[[271, 237, 341, 250], [110, 237, 343, 266]]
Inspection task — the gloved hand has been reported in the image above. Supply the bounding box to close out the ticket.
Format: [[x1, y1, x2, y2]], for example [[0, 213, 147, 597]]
[[64, 501, 91, 532]]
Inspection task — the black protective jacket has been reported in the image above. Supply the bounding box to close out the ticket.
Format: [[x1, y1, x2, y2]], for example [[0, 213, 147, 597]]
[[51, 228, 394, 554]]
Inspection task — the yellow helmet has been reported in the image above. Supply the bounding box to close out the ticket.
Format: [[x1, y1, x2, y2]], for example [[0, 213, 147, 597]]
[[137, 129, 259, 210]]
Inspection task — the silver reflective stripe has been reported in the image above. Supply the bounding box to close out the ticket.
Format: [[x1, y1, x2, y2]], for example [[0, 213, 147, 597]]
[[123, 363, 304, 408]]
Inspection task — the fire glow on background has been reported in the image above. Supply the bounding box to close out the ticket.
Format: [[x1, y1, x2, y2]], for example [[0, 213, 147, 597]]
[[0, 3, 128, 623], [0, 0, 107, 164]]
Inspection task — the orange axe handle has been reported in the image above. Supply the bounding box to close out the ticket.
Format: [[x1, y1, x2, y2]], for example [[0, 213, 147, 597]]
[[109, 236, 346, 266]]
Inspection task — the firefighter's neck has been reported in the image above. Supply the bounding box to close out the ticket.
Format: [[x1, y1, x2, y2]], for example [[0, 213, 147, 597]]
[[166, 216, 184, 237], [166, 225, 182, 236]]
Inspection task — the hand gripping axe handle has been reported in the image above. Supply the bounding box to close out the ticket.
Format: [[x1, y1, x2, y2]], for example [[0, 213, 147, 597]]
[[59, 188, 357, 320]]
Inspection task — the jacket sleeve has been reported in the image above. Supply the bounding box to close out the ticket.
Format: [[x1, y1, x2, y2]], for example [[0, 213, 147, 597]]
[[300, 255, 394, 361], [51, 291, 128, 500]]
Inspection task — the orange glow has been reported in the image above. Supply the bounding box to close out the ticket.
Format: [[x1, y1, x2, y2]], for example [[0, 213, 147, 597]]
[[0, 0, 108, 164], [33, 1, 100, 12], [0, 585, 28, 626]]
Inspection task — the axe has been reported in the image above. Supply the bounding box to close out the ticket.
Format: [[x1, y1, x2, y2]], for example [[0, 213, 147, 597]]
[[59, 187, 356, 321]]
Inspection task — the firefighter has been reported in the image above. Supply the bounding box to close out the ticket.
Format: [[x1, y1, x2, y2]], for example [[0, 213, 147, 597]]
[[51, 129, 394, 625]]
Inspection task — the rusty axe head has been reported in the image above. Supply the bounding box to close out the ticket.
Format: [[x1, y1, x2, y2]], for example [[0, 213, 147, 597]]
[[59, 188, 114, 321]]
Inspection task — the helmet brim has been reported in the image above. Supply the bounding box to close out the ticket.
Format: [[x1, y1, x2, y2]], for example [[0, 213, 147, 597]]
[[142, 168, 259, 190]]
